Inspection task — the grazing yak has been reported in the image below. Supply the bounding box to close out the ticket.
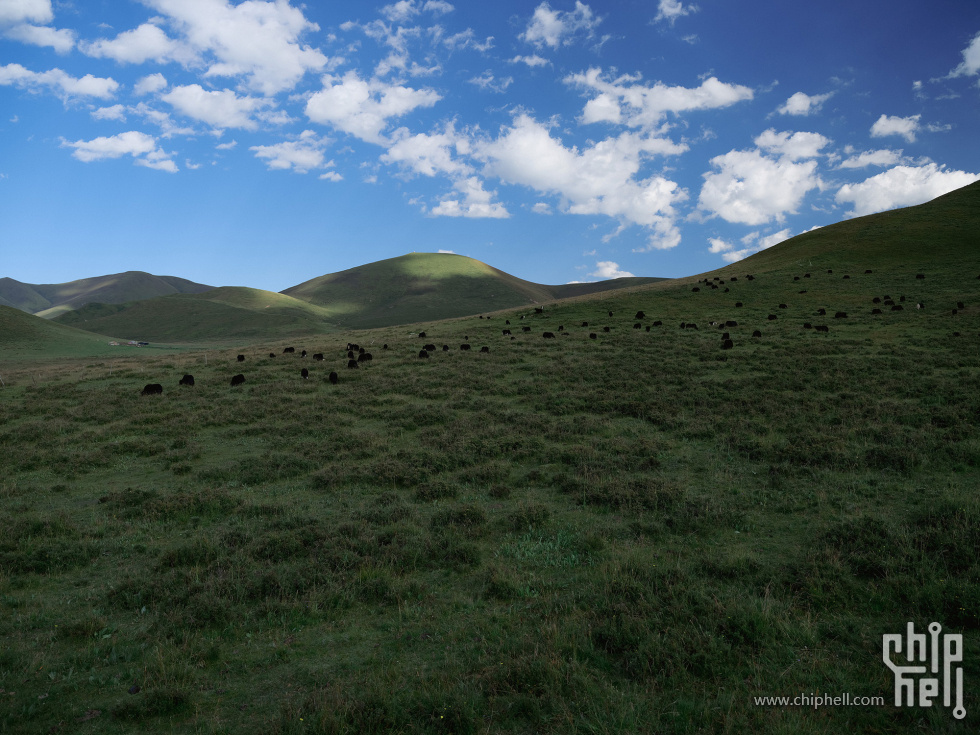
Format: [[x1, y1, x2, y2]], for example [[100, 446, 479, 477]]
[[269, 353, 276, 358], [522, 326, 531, 332], [348, 359, 359, 368], [179, 374, 194, 386], [460, 344, 471, 351], [916, 274, 925, 279], [419, 349, 429, 359], [502, 329, 512, 336], [816, 308, 827, 316], [767, 314, 777, 321], [141, 383, 163, 395], [803, 323, 813, 329], [804, 273, 810, 278], [843, 275, 850, 279], [424, 344, 436, 351], [581, 321, 589, 327], [237, 354, 245, 362], [873, 297, 881, 304], [301, 350, 307, 358], [635, 311, 645, 319], [746, 275, 755, 280], [480, 346, 490, 353], [313, 353, 324, 361], [957, 301, 965, 309], [891, 305, 903, 311], [872, 308, 882, 315], [230, 374, 245, 386], [633, 323, 641, 329], [283, 347, 295, 354], [752, 330, 762, 338], [865, 270, 873, 274], [608, 311, 614, 317], [358, 352, 373, 362], [735, 302, 743, 308], [383, 344, 389, 350], [329, 372, 339, 384], [726, 320, 738, 327], [589, 333, 597, 339], [418, 332, 427, 338], [834, 312, 847, 319], [721, 339, 734, 350], [652, 320, 663, 327], [692, 287, 701, 292], [543, 332, 556, 339], [442, 345, 449, 352], [347, 351, 355, 359], [815, 325, 829, 333], [603, 326, 611, 332], [301, 368, 309, 379]]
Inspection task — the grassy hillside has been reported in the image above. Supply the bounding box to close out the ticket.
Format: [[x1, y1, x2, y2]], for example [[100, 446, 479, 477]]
[[0, 304, 122, 359], [283, 252, 665, 328], [0, 271, 213, 317], [54, 288, 338, 344], [1, 183, 978, 734]]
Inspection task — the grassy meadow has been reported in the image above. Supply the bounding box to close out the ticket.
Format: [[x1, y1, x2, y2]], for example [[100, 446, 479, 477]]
[[2, 254, 979, 734], [2, 183, 980, 733]]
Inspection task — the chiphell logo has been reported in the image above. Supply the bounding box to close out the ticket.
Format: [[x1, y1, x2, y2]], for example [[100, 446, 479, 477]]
[[883, 622, 965, 720]]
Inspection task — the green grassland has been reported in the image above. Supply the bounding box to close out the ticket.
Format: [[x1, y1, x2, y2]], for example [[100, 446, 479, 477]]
[[1, 184, 979, 734], [53, 288, 340, 344]]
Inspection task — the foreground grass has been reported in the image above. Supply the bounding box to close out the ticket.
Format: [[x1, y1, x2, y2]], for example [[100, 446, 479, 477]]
[[1, 262, 978, 734]]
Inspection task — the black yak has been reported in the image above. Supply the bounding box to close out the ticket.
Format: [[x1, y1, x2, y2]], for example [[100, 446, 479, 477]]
[[358, 352, 373, 362], [301, 368, 309, 379], [179, 374, 194, 386], [313, 353, 324, 361], [231, 374, 245, 386], [329, 372, 338, 384], [348, 359, 360, 368], [543, 332, 556, 339], [635, 311, 645, 319], [721, 339, 734, 350], [237, 354, 245, 362], [141, 383, 163, 395]]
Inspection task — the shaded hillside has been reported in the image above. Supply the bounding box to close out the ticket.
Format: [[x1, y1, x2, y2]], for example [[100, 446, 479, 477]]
[[0, 271, 213, 317], [283, 252, 665, 328], [53, 287, 337, 343], [0, 305, 119, 359], [679, 179, 980, 284]]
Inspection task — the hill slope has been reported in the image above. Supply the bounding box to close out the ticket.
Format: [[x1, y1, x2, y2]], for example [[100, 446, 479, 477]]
[[0, 271, 214, 317], [282, 252, 665, 328], [0, 305, 120, 359], [52, 287, 338, 344]]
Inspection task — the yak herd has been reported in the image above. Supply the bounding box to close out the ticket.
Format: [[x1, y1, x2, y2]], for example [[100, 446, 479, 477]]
[[140, 268, 965, 396]]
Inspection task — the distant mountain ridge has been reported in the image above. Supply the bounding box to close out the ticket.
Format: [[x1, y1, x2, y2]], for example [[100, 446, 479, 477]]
[[0, 271, 214, 318], [42, 254, 666, 340]]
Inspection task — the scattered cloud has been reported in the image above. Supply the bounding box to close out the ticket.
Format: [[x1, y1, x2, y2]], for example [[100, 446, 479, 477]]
[[654, 0, 699, 25], [699, 147, 822, 225], [835, 163, 980, 217], [707, 228, 791, 262], [80, 22, 190, 65], [532, 202, 552, 214], [775, 90, 834, 116], [870, 113, 921, 143], [3, 23, 75, 53], [948, 30, 980, 77], [134, 73, 168, 96], [0, 63, 118, 100], [430, 176, 509, 218], [469, 71, 513, 93], [566, 68, 753, 130], [589, 261, 634, 279], [162, 84, 274, 130], [754, 128, 831, 160], [509, 54, 550, 68], [306, 71, 441, 144], [0, 0, 53, 25], [60, 130, 176, 172], [838, 149, 905, 169], [250, 130, 334, 174], [478, 114, 687, 248], [215, 140, 237, 150], [437, 248, 456, 253], [131, 0, 330, 95], [91, 104, 127, 121], [520, 1, 602, 49]]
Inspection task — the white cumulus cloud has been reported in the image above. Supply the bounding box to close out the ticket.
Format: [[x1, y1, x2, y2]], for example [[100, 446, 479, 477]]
[[835, 163, 980, 217], [134, 73, 168, 96], [567, 68, 753, 130], [870, 114, 921, 143], [81, 22, 191, 65], [754, 129, 831, 160], [250, 130, 333, 174], [306, 71, 441, 144], [654, 0, 698, 25], [521, 1, 602, 49], [949, 30, 980, 77], [3, 23, 74, 53], [162, 84, 273, 130], [838, 149, 905, 169], [699, 148, 822, 225], [707, 228, 791, 263], [590, 261, 635, 279], [775, 90, 834, 116], [430, 176, 509, 218], [60, 130, 176, 172], [0, 63, 118, 99]]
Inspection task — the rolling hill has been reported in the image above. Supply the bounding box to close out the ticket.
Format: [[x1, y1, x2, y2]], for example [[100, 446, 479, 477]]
[[0, 304, 121, 359], [0, 271, 214, 318], [282, 252, 665, 328], [53, 287, 338, 344]]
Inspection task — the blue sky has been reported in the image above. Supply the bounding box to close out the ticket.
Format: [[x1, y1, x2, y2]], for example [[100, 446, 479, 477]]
[[1, 0, 979, 292]]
